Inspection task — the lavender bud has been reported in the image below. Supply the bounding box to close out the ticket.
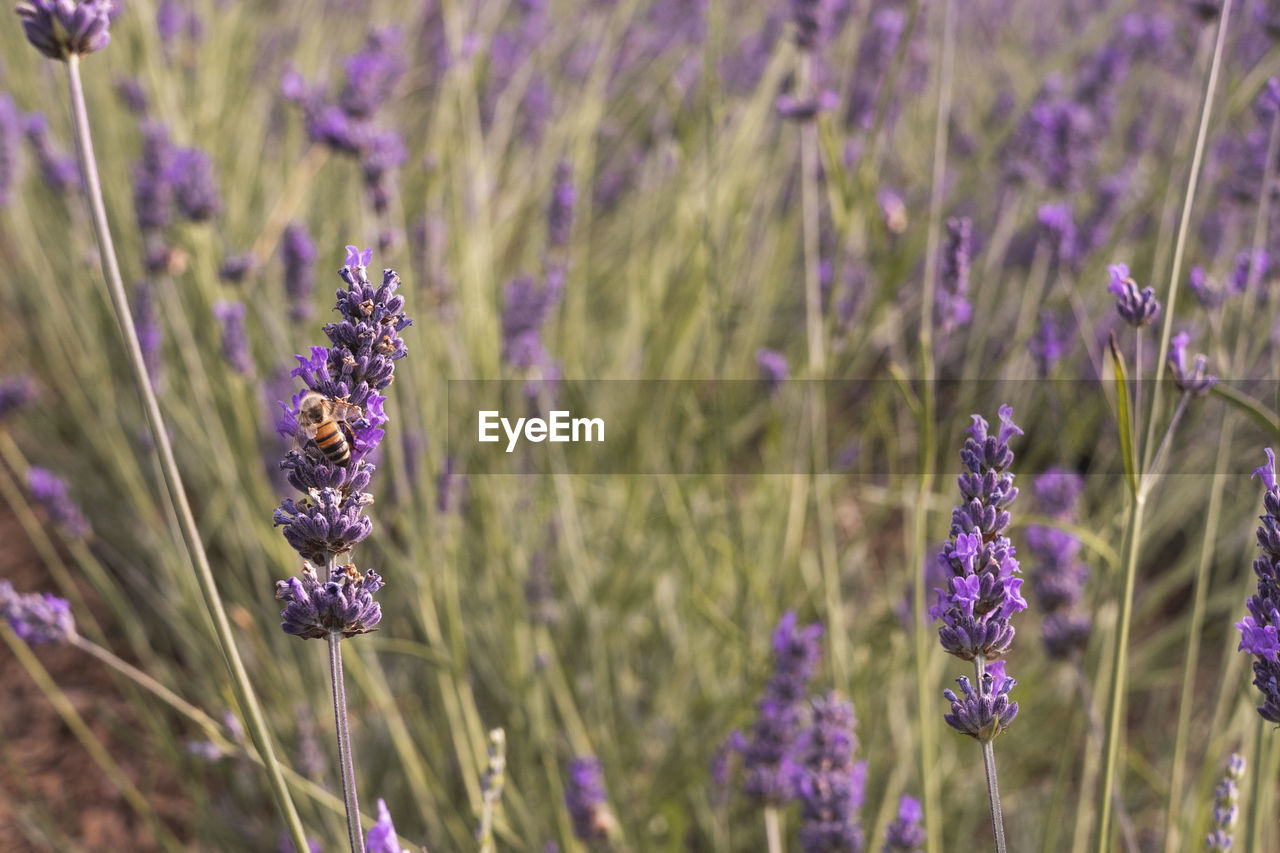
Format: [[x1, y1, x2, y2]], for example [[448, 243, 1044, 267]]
[[366, 798, 403, 853], [339, 27, 406, 120], [943, 659, 1019, 742], [1189, 266, 1224, 309], [755, 347, 789, 391], [114, 76, 149, 115], [212, 301, 253, 376], [1107, 263, 1160, 327], [16, 0, 113, 61], [275, 562, 383, 639], [794, 692, 866, 853], [1029, 311, 1071, 377], [1236, 449, 1280, 722], [170, 147, 221, 222], [27, 466, 90, 538], [0, 376, 37, 419], [935, 217, 973, 338], [133, 122, 176, 233], [565, 756, 615, 841], [0, 581, 75, 644], [1205, 753, 1245, 850], [283, 223, 317, 322], [1231, 248, 1269, 293], [547, 159, 576, 249], [23, 113, 78, 194], [883, 795, 926, 852], [790, 0, 831, 52], [218, 253, 254, 283], [1168, 331, 1218, 397]]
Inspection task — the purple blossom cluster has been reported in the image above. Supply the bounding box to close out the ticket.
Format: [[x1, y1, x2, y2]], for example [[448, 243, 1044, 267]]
[[1205, 753, 1244, 851], [23, 113, 77, 194], [794, 692, 866, 853], [16, 0, 112, 61], [213, 301, 253, 376], [565, 756, 614, 841], [501, 273, 564, 388], [1026, 468, 1091, 659], [366, 799, 403, 853], [934, 217, 973, 339], [882, 796, 926, 852], [1167, 331, 1217, 397], [0, 580, 75, 645], [1236, 449, 1280, 723], [27, 466, 90, 538], [1107, 264, 1159, 327], [273, 247, 409, 639], [283, 223, 318, 323], [942, 659, 1019, 742], [131, 121, 222, 272], [282, 28, 406, 216]]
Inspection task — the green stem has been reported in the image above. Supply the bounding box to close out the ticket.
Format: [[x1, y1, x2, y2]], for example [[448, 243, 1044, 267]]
[[975, 656, 1007, 853], [62, 56, 309, 852], [329, 629, 365, 853], [1246, 714, 1265, 850]]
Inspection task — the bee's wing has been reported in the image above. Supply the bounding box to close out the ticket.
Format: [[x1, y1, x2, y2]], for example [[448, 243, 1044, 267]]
[[330, 400, 364, 423]]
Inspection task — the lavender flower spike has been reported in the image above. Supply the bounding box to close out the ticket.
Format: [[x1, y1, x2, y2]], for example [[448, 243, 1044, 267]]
[[930, 405, 1026, 663], [213, 301, 253, 376], [565, 756, 616, 841], [366, 798, 404, 853], [1235, 448, 1280, 722], [1108, 263, 1160, 327], [883, 795, 926, 852], [1206, 753, 1245, 851], [0, 581, 75, 644], [935, 217, 973, 337], [16, 0, 113, 61], [547, 159, 576, 250], [275, 562, 383, 639], [794, 692, 867, 853], [27, 466, 90, 538], [943, 659, 1020, 742], [1168, 331, 1217, 397]]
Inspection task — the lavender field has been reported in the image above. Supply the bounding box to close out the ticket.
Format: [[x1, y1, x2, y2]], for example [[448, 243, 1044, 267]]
[[2, 0, 1280, 850]]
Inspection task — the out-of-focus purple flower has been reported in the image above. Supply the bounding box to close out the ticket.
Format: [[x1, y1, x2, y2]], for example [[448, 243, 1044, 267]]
[[844, 8, 905, 131], [361, 128, 406, 215], [283, 223, 317, 323], [213, 301, 253, 376], [1257, 0, 1280, 36], [547, 159, 576, 250], [1168, 331, 1217, 397], [877, 189, 907, 235], [1189, 266, 1224, 309], [0, 581, 75, 645], [1236, 448, 1280, 722], [935, 217, 972, 338], [930, 405, 1025, 662], [436, 454, 467, 514], [1231, 248, 1269, 293], [275, 562, 383, 639], [1107, 263, 1160, 327], [339, 27, 406, 120], [218, 253, 254, 283], [134, 281, 163, 388], [501, 273, 563, 376], [1029, 311, 1071, 377], [16, 0, 113, 60], [738, 612, 823, 804], [943, 659, 1019, 741], [776, 89, 839, 122], [1004, 80, 1097, 191], [23, 113, 78, 193], [883, 795, 926, 852], [155, 0, 202, 52], [0, 94, 21, 208], [756, 348, 789, 391], [27, 466, 90, 538], [1206, 753, 1245, 851], [0, 376, 37, 419], [1025, 467, 1091, 659], [133, 122, 175, 233], [565, 756, 615, 841], [1190, 0, 1221, 21], [114, 76, 149, 114], [794, 692, 866, 853], [1038, 202, 1078, 267], [170, 146, 220, 222], [366, 798, 403, 853]]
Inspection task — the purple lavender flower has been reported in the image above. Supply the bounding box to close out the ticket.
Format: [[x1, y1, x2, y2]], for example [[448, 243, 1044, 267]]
[[218, 254, 254, 283], [170, 146, 220, 222], [1025, 468, 1092, 659], [930, 405, 1026, 662], [501, 273, 563, 375], [565, 756, 614, 841], [1005, 81, 1097, 191], [275, 562, 383, 639], [794, 692, 866, 853], [739, 612, 823, 804], [756, 348, 789, 390], [366, 798, 403, 853], [213, 301, 253, 376], [935, 217, 973, 337], [27, 466, 90, 538], [436, 454, 467, 514], [23, 113, 77, 194], [1189, 266, 1224, 309], [339, 28, 406, 120], [883, 795, 926, 852], [1038, 202, 1078, 267], [1236, 449, 1280, 722], [1168, 331, 1217, 397], [776, 89, 839, 122], [16, 0, 112, 60], [0, 94, 21, 208], [114, 76, 149, 115], [133, 123, 176, 233], [1206, 753, 1244, 851], [844, 9, 905, 131], [1231, 248, 1269, 293], [1257, 0, 1280, 35], [0, 376, 37, 419], [0, 581, 75, 644], [360, 128, 406, 215], [877, 189, 907, 235], [283, 223, 317, 322], [155, 0, 202, 52], [943, 659, 1019, 741], [547, 159, 576, 250], [134, 281, 163, 388], [1108, 263, 1160, 327], [1029, 311, 1071, 377]]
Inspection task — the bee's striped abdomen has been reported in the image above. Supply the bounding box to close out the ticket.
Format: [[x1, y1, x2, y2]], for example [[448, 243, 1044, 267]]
[[315, 420, 351, 464]]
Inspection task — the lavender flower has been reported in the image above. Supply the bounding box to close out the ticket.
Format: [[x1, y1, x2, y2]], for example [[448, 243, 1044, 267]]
[[0, 581, 75, 644], [756, 348, 789, 390], [739, 612, 823, 804], [1168, 331, 1217, 397], [339, 28, 406, 120], [134, 281, 163, 388], [1206, 753, 1245, 851], [16, 0, 112, 61], [27, 466, 90, 538], [0, 376, 37, 419], [794, 692, 866, 853], [501, 274, 563, 376], [1108, 263, 1160, 327], [883, 795, 926, 852], [547, 159, 576, 250], [930, 405, 1026, 662], [0, 94, 21, 207], [21, 113, 76, 193], [935, 217, 973, 337], [1235, 449, 1280, 722], [218, 254, 254, 283], [283, 223, 317, 322], [213, 301, 253, 376], [844, 9, 905, 131], [114, 76, 149, 115], [366, 798, 403, 853], [1038, 202, 1078, 268], [565, 756, 615, 841], [790, 0, 832, 51], [1029, 311, 1071, 377], [1230, 248, 1269, 293], [943, 659, 1019, 741], [1189, 266, 1224, 309], [275, 562, 383, 639], [133, 123, 175, 233], [171, 147, 220, 222], [1026, 468, 1092, 659]]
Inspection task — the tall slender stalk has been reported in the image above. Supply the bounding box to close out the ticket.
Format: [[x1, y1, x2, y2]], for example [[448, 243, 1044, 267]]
[[329, 630, 365, 853], [912, 1, 956, 850], [764, 805, 783, 853], [974, 656, 1007, 853], [1094, 6, 1231, 849], [62, 56, 309, 852]]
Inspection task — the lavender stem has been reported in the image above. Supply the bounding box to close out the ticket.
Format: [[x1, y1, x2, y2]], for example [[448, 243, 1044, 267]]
[[975, 655, 1008, 853], [329, 627, 366, 853], [764, 805, 783, 853], [62, 55, 309, 853]]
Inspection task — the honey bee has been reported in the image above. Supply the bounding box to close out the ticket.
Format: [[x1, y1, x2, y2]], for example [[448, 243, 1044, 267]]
[[296, 391, 363, 466]]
